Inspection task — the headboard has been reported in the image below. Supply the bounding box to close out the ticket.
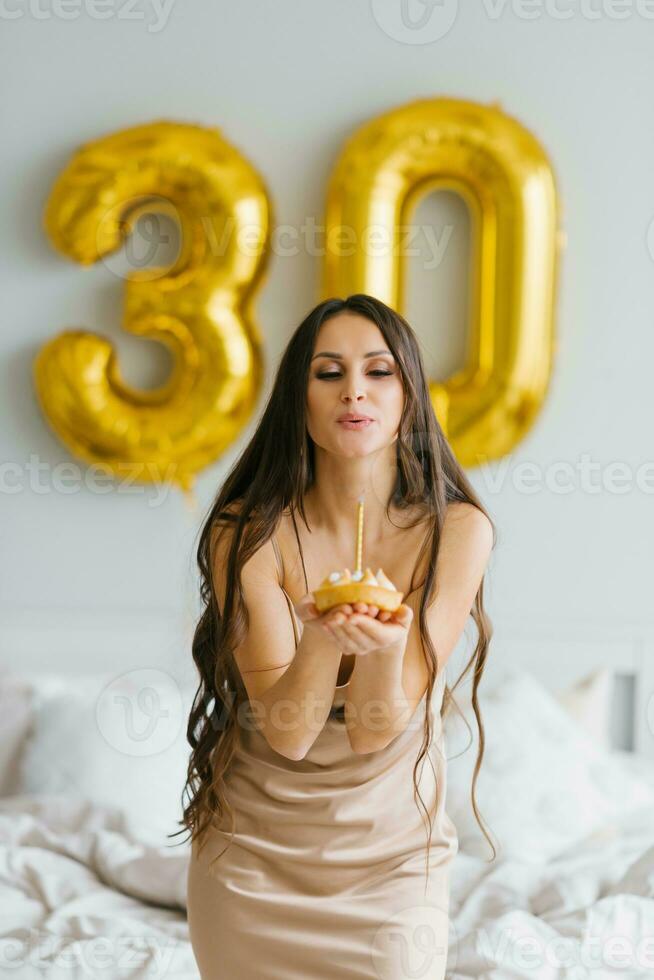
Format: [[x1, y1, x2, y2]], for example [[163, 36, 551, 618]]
[[0, 607, 198, 690], [448, 615, 654, 759], [2, 607, 653, 759]]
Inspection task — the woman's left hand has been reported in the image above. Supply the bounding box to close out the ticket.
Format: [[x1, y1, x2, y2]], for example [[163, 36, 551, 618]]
[[320, 601, 413, 656]]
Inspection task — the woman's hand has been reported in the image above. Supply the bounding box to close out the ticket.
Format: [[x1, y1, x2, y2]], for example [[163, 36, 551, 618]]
[[294, 594, 413, 656], [292, 594, 350, 637]]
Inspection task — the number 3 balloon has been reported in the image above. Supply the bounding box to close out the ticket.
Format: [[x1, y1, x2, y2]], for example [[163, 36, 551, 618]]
[[35, 120, 270, 497]]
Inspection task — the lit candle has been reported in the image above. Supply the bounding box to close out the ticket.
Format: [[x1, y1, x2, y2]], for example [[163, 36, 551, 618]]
[[354, 494, 364, 577]]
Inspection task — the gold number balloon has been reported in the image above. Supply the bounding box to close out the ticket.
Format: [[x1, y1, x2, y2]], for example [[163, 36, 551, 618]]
[[321, 97, 563, 465], [36, 120, 271, 497]]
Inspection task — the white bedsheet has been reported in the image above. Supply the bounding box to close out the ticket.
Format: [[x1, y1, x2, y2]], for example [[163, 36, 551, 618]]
[[1, 762, 653, 979], [449, 796, 654, 977], [0, 795, 197, 979]]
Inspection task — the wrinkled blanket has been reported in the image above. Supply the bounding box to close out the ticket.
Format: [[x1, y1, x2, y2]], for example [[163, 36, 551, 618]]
[[0, 795, 196, 978], [1, 785, 653, 978]]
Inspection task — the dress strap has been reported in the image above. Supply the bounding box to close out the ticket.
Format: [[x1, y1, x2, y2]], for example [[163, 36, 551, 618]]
[[290, 509, 309, 593], [271, 531, 301, 650], [270, 533, 285, 583]]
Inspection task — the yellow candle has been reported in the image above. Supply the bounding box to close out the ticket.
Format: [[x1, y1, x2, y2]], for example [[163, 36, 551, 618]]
[[355, 495, 364, 575]]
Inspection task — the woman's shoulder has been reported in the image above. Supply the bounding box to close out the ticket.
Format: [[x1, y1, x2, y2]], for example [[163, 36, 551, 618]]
[[444, 500, 493, 537], [440, 501, 495, 567], [209, 500, 280, 589], [209, 501, 244, 553], [213, 498, 271, 534], [215, 498, 245, 521]]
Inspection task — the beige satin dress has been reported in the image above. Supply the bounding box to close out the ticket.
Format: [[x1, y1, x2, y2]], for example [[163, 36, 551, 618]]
[[187, 534, 458, 980]]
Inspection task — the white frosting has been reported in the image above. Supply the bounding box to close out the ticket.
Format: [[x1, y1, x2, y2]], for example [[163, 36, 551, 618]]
[[317, 565, 398, 591]]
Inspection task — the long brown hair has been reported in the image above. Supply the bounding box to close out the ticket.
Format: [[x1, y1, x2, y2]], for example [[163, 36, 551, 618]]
[[171, 293, 497, 888]]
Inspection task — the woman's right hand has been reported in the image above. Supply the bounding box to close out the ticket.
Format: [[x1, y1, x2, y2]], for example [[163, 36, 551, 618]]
[[293, 594, 390, 638], [293, 594, 352, 637]]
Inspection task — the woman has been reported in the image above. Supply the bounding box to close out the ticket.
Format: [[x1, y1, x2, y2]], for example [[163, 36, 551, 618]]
[[182, 294, 496, 979]]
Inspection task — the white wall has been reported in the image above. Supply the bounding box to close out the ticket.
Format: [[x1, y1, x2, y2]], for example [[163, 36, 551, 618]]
[[2, 1, 654, 692]]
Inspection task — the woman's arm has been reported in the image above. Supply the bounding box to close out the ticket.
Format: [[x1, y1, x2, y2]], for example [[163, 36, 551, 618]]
[[344, 642, 408, 754], [212, 517, 343, 761], [252, 627, 344, 760], [341, 502, 494, 754]]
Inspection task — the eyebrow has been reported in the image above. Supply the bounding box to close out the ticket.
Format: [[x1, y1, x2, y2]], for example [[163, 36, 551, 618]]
[[311, 349, 392, 361]]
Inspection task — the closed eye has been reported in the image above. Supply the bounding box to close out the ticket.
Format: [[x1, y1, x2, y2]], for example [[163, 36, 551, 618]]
[[316, 370, 393, 380]]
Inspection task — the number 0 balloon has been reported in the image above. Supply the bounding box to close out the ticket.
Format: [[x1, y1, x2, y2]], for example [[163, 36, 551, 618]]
[[322, 97, 563, 465]]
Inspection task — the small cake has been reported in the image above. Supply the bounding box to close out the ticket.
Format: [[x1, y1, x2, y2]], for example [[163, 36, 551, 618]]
[[312, 566, 404, 614]]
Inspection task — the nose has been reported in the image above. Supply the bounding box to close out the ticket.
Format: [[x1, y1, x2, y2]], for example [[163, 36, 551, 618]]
[[341, 384, 365, 404]]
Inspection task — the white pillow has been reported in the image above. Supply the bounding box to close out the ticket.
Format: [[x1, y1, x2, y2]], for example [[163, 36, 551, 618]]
[[554, 667, 613, 750], [444, 668, 653, 863], [18, 670, 195, 849]]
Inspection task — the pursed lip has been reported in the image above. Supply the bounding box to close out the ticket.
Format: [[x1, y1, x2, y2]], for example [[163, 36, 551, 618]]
[[336, 412, 374, 422]]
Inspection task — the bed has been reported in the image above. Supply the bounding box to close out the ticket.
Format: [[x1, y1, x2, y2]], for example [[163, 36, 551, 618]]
[[1, 608, 653, 978]]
